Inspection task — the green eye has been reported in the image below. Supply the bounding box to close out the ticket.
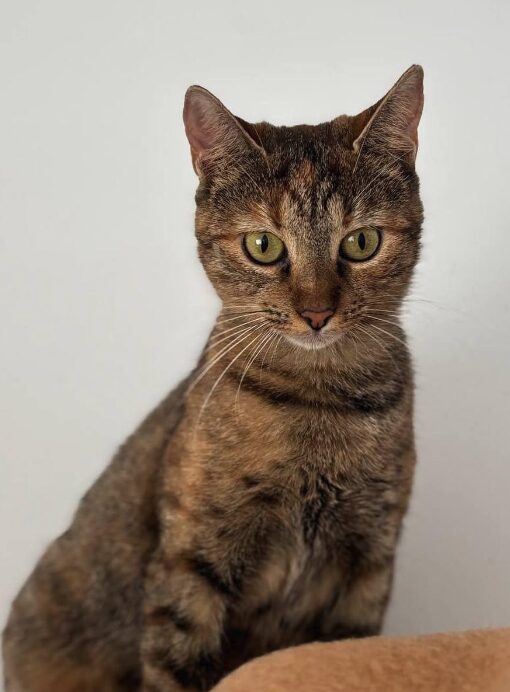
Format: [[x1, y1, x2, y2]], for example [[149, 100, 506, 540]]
[[340, 228, 381, 262], [244, 232, 285, 265]]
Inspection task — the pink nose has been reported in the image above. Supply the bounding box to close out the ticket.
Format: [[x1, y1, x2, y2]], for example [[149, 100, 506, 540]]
[[299, 308, 335, 331]]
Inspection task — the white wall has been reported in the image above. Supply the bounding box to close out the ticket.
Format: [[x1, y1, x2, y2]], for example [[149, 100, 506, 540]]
[[1, 0, 509, 660]]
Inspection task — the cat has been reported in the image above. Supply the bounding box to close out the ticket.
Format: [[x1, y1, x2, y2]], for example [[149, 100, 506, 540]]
[[212, 628, 510, 692], [3, 65, 424, 692]]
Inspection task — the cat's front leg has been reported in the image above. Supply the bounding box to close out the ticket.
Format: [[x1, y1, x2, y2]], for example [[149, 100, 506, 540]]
[[319, 449, 415, 643], [139, 483, 271, 692], [319, 561, 394, 642], [141, 545, 235, 691]]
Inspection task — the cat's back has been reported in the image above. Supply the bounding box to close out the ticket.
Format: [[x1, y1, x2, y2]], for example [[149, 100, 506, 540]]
[[3, 375, 190, 691]]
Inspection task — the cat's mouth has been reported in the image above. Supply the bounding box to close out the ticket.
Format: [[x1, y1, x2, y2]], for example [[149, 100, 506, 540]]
[[283, 330, 341, 351]]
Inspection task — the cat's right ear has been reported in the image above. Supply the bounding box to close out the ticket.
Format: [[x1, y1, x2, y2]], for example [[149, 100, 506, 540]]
[[183, 86, 264, 178], [350, 65, 424, 165]]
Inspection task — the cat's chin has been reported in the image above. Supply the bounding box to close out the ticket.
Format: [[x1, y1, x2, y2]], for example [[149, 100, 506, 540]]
[[283, 331, 341, 351]]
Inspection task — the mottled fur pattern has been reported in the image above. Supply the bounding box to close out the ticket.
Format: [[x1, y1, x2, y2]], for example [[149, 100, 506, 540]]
[[3, 66, 424, 691]]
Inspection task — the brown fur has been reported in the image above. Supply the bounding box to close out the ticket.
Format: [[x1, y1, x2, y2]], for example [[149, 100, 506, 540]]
[[212, 629, 510, 692], [4, 66, 425, 691]]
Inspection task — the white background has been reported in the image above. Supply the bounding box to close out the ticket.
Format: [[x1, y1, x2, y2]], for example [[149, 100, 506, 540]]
[[1, 0, 509, 667]]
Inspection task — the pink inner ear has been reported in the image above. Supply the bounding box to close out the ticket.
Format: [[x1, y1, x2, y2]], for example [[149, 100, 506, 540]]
[[183, 86, 264, 177], [183, 91, 221, 155]]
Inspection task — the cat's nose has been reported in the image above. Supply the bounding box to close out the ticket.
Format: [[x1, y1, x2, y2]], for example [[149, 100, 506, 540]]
[[299, 308, 335, 331]]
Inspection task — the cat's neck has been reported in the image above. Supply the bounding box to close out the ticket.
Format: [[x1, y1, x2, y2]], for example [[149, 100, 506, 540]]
[[200, 311, 408, 398]]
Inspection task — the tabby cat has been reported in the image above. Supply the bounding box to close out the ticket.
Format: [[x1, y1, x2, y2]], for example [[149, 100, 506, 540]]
[[3, 65, 425, 691]]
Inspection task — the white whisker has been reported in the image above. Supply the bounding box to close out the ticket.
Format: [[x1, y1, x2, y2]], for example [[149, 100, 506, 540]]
[[353, 324, 396, 362], [369, 323, 408, 348], [269, 333, 284, 370], [366, 315, 403, 330], [208, 317, 267, 345], [259, 330, 278, 375], [196, 328, 272, 428], [235, 329, 274, 410], [188, 322, 267, 394], [216, 311, 267, 324]]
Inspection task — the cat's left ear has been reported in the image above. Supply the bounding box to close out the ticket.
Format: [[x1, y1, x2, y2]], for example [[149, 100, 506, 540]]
[[183, 85, 264, 178], [351, 65, 424, 164]]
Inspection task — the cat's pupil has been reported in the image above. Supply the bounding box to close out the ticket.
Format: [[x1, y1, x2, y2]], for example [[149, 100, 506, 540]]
[[358, 232, 366, 251], [259, 234, 269, 253]]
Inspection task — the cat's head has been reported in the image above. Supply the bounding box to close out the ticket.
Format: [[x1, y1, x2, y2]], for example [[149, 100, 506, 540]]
[[183, 66, 424, 351]]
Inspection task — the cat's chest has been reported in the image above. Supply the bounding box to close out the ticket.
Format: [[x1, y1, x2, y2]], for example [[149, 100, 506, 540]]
[[232, 471, 397, 646], [248, 490, 332, 587], [256, 531, 335, 610], [230, 526, 340, 658]]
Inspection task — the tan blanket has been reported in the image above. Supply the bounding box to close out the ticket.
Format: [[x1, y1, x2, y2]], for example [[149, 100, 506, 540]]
[[213, 628, 510, 692]]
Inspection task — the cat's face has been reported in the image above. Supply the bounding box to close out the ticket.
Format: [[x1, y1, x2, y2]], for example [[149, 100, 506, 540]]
[[184, 67, 424, 350]]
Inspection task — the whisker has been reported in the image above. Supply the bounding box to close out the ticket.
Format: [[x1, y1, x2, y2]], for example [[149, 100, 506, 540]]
[[207, 326, 265, 352], [259, 330, 278, 375], [353, 324, 396, 363], [188, 322, 267, 393], [366, 315, 403, 330], [209, 317, 267, 344], [369, 323, 408, 348], [216, 311, 267, 325], [221, 303, 267, 309], [269, 333, 284, 370], [235, 329, 274, 410], [403, 296, 451, 311], [196, 328, 272, 428], [206, 321, 267, 356], [367, 307, 403, 316]]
